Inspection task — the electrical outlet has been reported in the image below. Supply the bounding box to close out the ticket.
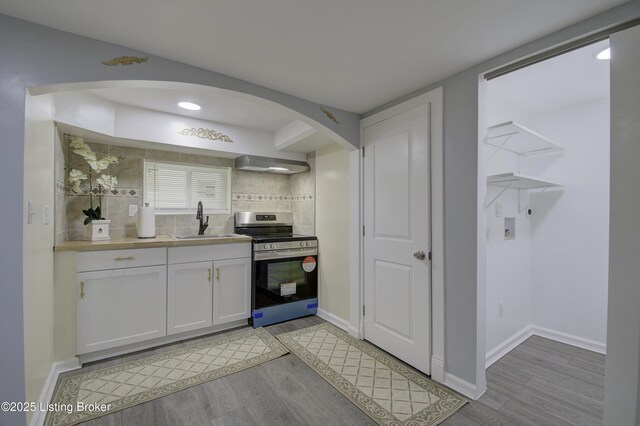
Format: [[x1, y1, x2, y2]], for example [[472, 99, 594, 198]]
[[129, 205, 138, 217], [499, 301, 504, 318]]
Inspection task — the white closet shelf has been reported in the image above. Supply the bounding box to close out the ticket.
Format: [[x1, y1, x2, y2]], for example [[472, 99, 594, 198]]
[[487, 173, 562, 190], [486, 121, 563, 155]]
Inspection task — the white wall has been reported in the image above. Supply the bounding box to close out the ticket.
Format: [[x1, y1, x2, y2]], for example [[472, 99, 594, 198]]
[[315, 144, 351, 322], [485, 93, 609, 355], [484, 97, 534, 352], [23, 94, 56, 425], [528, 99, 609, 347]]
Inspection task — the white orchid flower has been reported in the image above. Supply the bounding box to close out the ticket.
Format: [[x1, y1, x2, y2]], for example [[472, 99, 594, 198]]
[[69, 136, 97, 162], [91, 155, 120, 173], [68, 169, 88, 194], [95, 174, 118, 190]]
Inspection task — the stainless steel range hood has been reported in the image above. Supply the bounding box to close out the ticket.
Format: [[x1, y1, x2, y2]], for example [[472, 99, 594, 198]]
[[234, 155, 310, 174]]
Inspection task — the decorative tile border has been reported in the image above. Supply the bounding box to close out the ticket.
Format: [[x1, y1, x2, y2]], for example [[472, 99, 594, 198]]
[[232, 193, 314, 202], [292, 193, 314, 202], [66, 185, 142, 198]]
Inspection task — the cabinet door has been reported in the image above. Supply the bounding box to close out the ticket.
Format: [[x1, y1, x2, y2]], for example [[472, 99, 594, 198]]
[[167, 261, 213, 335], [77, 266, 167, 354], [213, 258, 251, 325]]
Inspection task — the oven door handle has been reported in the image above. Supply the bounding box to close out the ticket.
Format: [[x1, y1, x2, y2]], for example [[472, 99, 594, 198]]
[[254, 248, 317, 261]]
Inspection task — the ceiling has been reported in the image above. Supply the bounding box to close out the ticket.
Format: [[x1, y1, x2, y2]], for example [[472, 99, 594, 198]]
[[88, 87, 294, 132], [488, 39, 610, 118], [0, 0, 626, 113]]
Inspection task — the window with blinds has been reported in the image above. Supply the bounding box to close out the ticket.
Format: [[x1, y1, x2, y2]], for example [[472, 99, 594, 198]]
[[143, 161, 231, 214]]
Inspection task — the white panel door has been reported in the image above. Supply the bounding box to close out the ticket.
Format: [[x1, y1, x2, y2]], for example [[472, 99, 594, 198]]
[[363, 101, 431, 373], [167, 261, 213, 335], [213, 258, 252, 325], [76, 266, 167, 354]]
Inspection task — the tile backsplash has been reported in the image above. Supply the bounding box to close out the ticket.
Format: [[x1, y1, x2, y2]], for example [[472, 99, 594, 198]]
[[55, 137, 315, 241]]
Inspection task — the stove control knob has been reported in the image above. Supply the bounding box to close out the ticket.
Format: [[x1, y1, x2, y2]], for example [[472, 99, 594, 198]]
[[306, 241, 312, 247], [264, 244, 270, 250], [300, 242, 305, 247], [270, 244, 275, 249]]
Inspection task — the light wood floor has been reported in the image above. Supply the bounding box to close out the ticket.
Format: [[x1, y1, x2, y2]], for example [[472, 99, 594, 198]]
[[57, 316, 605, 425]]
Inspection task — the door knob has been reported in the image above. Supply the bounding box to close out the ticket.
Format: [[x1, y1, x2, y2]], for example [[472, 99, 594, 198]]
[[413, 251, 426, 261]]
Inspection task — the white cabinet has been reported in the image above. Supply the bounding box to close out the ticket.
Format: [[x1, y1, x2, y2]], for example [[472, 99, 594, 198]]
[[213, 258, 252, 325], [74, 242, 251, 359], [167, 261, 213, 335], [77, 265, 167, 354]]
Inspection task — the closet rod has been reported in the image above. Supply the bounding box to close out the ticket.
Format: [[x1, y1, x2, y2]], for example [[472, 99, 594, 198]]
[[485, 17, 640, 81]]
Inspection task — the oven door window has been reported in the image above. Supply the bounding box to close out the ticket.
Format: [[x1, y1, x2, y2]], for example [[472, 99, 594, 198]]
[[254, 255, 317, 308]]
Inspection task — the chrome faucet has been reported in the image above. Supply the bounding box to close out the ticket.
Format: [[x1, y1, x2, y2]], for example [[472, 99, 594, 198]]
[[196, 201, 209, 235]]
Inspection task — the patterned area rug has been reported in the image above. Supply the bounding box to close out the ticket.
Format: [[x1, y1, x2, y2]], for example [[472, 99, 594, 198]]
[[277, 323, 468, 425], [46, 328, 288, 426]]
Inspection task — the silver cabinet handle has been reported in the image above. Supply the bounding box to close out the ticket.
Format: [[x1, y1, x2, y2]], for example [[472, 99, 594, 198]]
[[413, 251, 426, 261], [115, 256, 135, 261]]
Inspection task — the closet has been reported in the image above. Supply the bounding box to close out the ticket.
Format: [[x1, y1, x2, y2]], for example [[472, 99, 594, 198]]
[[483, 40, 610, 366]]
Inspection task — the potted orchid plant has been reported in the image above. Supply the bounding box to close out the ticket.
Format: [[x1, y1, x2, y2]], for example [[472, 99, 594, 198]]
[[66, 135, 123, 240]]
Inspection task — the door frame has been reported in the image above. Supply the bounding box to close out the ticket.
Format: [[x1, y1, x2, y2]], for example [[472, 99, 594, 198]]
[[351, 87, 445, 383]]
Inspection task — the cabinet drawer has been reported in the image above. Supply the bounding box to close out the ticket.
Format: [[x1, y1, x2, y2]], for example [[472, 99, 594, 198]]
[[77, 248, 166, 272], [168, 243, 251, 264]]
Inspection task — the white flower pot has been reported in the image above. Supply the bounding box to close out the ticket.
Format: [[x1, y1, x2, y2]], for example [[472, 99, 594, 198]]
[[84, 219, 111, 241]]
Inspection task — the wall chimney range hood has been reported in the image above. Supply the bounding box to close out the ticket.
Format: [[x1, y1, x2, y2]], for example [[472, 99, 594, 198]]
[[234, 155, 310, 174]]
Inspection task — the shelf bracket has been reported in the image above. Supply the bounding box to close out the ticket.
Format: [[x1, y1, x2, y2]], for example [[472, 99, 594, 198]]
[[486, 133, 515, 163], [485, 181, 513, 209], [518, 187, 549, 213]]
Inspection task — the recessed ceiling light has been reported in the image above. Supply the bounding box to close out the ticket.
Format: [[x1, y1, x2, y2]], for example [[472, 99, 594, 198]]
[[268, 167, 289, 171], [596, 48, 610, 60], [178, 101, 201, 111]]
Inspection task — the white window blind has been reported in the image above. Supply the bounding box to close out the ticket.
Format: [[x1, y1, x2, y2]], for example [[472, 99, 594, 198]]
[[144, 161, 231, 214]]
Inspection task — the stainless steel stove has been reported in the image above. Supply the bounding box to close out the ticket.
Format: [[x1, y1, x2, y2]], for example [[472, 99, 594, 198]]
[[234, 212, 318, 327]]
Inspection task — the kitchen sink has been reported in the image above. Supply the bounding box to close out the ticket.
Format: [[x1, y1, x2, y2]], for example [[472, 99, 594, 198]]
[[173, 234, 239, 239]]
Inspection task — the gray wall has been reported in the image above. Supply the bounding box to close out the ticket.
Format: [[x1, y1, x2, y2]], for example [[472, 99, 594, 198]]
[[0, 14, 356, 426], [604, 24, 640, 426], [364, 0, 640, 391]]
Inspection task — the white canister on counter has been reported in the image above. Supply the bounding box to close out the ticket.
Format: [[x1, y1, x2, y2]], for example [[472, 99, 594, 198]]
[[136, 203, 156, 239]]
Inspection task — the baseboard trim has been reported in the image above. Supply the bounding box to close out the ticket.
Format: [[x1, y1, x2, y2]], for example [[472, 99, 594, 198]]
[[431, 356, 445, 384], [531, 326, 606, 355], [485, 325, 607, 368], [30, 358, 81, 426], [317, 308, 350, 332], [443, 372, 481, 400], [485, 326, 535, 368], [348, 326, 362, 339]]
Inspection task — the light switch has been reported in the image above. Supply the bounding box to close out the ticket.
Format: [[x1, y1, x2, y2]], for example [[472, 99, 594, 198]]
[[495, 203, 503, 218], [27, 200, 33, 224], [44, 206, 51, 225]]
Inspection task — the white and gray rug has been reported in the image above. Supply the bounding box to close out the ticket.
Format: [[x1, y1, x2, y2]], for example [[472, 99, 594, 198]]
[[277, 322, 468, 425], [46, 328, 288, 426]]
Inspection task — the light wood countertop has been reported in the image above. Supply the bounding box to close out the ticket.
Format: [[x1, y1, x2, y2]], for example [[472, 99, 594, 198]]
[[54, 234, 253, 252]]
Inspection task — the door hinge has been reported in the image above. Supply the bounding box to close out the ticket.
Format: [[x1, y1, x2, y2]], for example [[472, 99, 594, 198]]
[[429, 251, 432, 261], [363, 305, 365, 316], [362, 147, 365, 157], [362, 225, 365, 237]]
